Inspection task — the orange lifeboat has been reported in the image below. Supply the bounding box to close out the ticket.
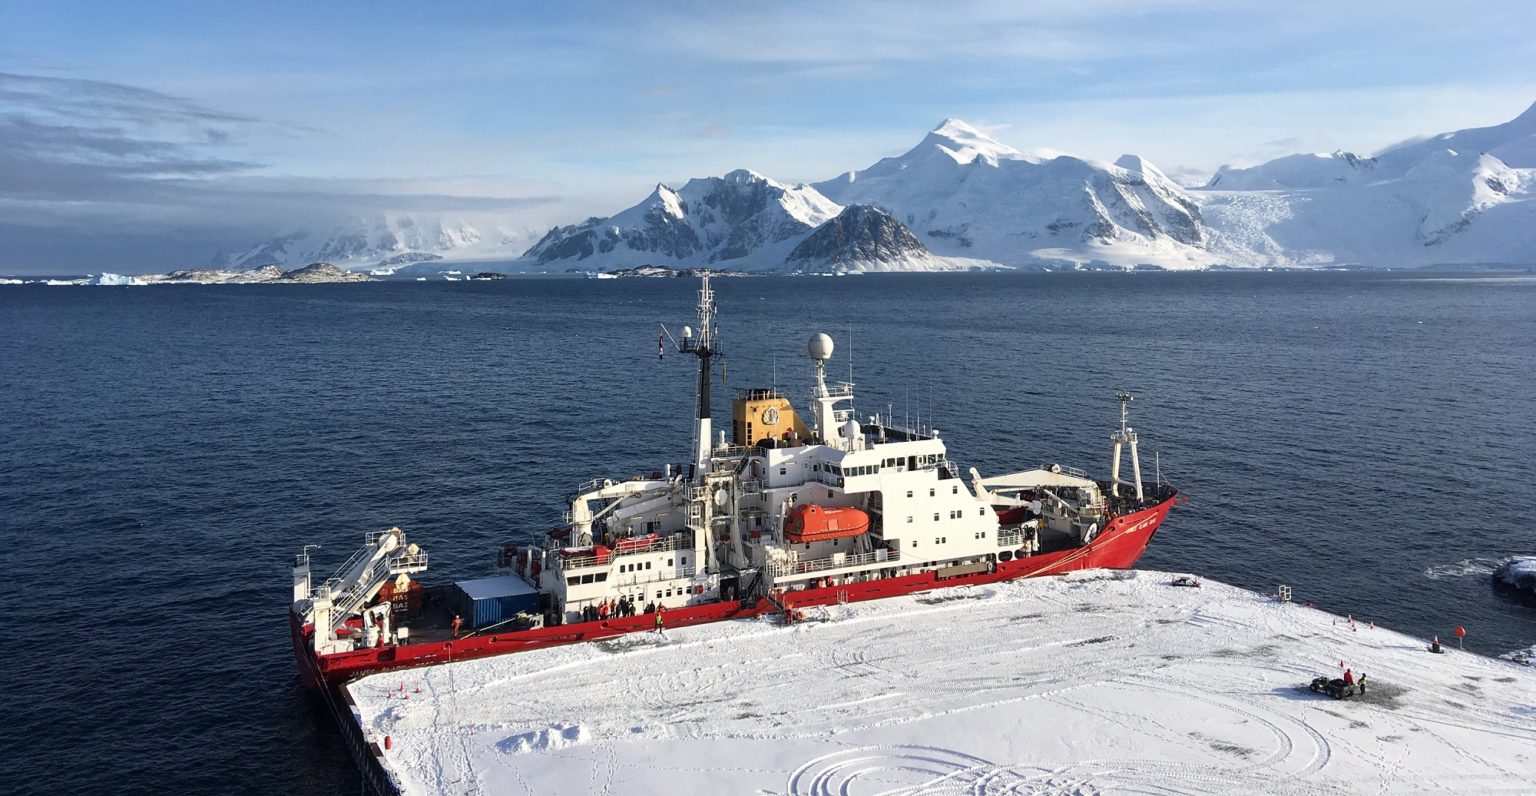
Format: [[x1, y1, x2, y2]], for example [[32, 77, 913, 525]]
[[785, 504, 870, 543]]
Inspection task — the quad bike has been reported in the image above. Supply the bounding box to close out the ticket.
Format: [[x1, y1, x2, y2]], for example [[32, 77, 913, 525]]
[[1309, 676, 1357, 699]]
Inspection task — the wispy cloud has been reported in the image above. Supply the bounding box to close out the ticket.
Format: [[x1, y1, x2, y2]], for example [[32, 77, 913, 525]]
[[0, 71, 275, 200], [0, 71, 565, 269], [618, 0, 1187, 66]]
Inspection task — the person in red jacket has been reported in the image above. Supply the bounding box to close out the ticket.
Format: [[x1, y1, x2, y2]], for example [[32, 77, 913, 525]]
[[1343, 668, 1354, 685]]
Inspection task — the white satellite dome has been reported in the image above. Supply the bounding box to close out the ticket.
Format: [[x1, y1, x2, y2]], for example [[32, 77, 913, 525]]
[[683, 325, 694, 339], [843, 418, 861, 439], [808, 333, 834, 361]]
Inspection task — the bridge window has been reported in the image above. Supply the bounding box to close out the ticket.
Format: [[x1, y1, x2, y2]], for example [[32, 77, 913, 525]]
[[567, 576, 579, 586], [596, 572, 608, 581], [668, 558, 674, 566], [979, 508, 986, 516], [645, 561, 652, 570], [952, 486, 958, 495]]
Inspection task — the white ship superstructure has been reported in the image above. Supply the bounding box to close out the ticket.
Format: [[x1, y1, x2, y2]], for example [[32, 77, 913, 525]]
[[510, 277, 1141, 624]]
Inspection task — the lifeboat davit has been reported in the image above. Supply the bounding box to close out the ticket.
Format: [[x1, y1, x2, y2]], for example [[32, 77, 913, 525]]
[[785, 504, 870, 543]]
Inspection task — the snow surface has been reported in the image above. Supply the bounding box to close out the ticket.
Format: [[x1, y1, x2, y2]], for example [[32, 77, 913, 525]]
[[351, 571, 1536, 795]]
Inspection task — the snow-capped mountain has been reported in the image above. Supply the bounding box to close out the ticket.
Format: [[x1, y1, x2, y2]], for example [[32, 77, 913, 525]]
[[813, 119, 1212, 269], [213, 215, 525, 271], [524, 169, 842, 270], [1197, 102, 1536, 268], [213, 104, 1536, 276], [523, 121, 1213, 272]]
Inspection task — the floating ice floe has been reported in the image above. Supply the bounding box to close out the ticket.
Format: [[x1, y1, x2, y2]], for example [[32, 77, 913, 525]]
[[350, 570, 1536, 795], [1493, 557, 1536, 603]]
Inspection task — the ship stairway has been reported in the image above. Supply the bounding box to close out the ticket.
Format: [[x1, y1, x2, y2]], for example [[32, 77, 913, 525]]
[[739, 569, 766, 609]]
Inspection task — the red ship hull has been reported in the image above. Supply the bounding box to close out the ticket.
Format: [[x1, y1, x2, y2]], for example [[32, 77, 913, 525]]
[[293, 492, 1176, 693]]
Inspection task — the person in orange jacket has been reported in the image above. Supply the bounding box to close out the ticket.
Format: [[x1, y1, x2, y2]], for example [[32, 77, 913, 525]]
[[451, 614, 462, 638]]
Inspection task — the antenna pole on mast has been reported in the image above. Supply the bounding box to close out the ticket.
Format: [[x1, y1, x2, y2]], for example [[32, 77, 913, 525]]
[[1111, 391, 1143, 502]]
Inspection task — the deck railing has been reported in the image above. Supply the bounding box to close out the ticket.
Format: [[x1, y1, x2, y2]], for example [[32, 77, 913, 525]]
[[769, 546, 899, 577], [553, 535, 682, 571], [615, 565, 697, 586]]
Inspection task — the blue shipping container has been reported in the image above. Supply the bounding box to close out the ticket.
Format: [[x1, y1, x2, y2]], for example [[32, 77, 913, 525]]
[[456, 575, 541, 629]]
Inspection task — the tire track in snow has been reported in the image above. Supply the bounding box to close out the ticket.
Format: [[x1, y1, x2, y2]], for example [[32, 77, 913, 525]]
[[1122, 673, 1332, 778]]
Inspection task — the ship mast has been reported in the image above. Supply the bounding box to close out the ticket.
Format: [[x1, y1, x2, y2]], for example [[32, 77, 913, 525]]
[[676, 276, 717, 479], [1110, 391, 1144, 501]]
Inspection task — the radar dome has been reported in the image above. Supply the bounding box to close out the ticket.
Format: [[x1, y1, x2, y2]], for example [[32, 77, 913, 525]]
[[843, 418, 861, 440], [683, 326, 693, 339], [808, 333, 834, 361]]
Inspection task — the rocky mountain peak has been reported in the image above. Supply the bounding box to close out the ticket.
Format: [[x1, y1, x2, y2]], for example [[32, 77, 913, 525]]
[[786, 204, 937, 271]]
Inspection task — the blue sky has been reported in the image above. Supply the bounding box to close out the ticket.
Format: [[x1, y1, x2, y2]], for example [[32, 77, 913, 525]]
[[2, 0, 1533, 271]]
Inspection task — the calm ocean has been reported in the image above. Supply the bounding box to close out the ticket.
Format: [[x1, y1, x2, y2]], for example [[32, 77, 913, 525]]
[[3, 271, 1534, 794]]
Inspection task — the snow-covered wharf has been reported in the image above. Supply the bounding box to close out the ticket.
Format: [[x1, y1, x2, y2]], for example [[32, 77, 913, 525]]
[[349, 571, 1535, 795]]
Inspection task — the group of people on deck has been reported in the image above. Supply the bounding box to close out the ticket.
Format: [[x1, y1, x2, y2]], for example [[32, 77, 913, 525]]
[[580, 596, 659, 623]]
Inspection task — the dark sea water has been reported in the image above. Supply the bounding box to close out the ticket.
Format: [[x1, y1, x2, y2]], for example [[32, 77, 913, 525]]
[[3, 271, 1534, 795]]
